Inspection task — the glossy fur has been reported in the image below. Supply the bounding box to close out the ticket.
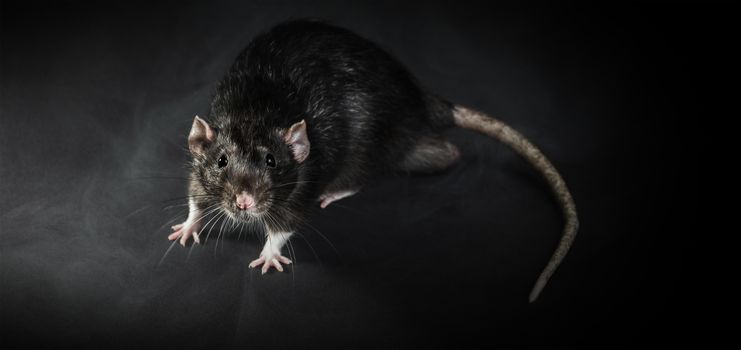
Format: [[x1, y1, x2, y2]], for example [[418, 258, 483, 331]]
[[182, 19, 578, 301], [191, 19, 455, 233]]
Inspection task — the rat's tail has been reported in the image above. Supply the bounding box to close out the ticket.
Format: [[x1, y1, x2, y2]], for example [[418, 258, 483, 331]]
[[452, 105, 579, 303]]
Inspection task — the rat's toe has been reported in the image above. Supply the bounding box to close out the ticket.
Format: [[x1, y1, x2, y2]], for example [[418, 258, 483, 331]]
[[249, 256, 266, 268], [168, 230, 181, 241]]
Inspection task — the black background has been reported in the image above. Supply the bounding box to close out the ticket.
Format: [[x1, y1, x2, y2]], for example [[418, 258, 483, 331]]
[[1, 1, 739, 349]]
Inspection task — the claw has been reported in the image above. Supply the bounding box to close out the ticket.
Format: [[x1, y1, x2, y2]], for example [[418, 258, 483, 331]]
[[272, 258, 283, 272], [250, 254, 290, 274], [168, 221, 201, 246], [168, 230, 181, 241], [249, 256, 266, 269]]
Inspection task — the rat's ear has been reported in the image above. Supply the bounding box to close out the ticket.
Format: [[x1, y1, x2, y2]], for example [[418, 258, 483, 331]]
[[188, 115, 215, 155], [283, 120, 310, 163]]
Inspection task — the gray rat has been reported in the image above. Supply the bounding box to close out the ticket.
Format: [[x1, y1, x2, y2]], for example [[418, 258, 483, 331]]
[[167, 19, 578, 302]]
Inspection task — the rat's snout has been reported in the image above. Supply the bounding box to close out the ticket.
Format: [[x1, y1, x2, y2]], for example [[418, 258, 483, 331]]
[[235, 191, 256, 211]]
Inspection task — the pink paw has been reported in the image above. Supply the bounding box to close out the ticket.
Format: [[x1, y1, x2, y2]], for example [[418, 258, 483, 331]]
[[168, 221, 202, 246], [249, 254, 292, 274]]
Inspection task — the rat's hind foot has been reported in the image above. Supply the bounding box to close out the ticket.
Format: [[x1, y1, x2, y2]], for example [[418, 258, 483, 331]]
[[168, 221, 202, 246], [249, 253, 292, 274], [319, 190, 358, 208]]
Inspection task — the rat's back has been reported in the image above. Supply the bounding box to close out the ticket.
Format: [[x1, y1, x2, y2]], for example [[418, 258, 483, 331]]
[[212, 20, 448, 187]]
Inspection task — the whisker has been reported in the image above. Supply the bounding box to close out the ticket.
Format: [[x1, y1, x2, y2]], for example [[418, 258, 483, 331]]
[[157, 212, 188, 233], [293, 231, 322, 267], [125, 176, 191, 181], [287, 238, 296, 289], [162, 203, 191, 211], [206, 210, 229, 245], [266, 206, 338, 259], [187, 237, 197, 262], [237, 221, 245, 241], [158, 239, 181, 267], [159, 204, 223, 264], [124, 204, 153, 220], [301, 220, 340, 258], [286, 237, 297, 267], [267, 180, 318, 190], [198, 208, 225, 242], [158, 194, 220, 204], [215, 213, 230, 255]]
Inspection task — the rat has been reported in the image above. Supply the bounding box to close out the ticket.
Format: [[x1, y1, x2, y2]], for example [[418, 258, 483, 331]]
[[167, 19, 578, 302]]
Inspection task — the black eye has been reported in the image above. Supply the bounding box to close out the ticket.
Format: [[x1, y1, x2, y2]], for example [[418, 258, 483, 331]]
[[265, 153, 276, 168], [217, 154, 228, 168]]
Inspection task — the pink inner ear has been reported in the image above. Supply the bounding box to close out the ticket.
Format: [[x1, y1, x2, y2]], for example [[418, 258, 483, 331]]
[[188, 115, 214, 155], [284, 120, 310, 163], [204, 122, 214, 141]]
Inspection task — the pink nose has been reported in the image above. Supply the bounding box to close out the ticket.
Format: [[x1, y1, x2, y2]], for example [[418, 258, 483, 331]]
[[236, 191, 255, 210]]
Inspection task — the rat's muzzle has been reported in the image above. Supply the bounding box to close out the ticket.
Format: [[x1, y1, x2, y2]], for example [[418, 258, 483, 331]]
[[235, 191, 256, 211]]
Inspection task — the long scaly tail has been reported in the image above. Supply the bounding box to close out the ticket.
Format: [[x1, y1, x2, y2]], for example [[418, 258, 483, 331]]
[[452, 105, 579, 302]]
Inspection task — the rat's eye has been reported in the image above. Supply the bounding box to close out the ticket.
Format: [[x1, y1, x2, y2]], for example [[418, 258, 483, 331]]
[[217, 154, 228, 168], [265, 153, 276, 168]]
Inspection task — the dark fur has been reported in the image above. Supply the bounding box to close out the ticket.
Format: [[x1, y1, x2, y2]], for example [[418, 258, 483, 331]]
[[192, 19, 454, 232], [188, 20, 577, 302]]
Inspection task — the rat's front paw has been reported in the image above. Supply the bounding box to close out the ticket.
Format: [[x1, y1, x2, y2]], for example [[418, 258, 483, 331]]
[[249, 252, 292, 274], [168, 221, 202, 246]]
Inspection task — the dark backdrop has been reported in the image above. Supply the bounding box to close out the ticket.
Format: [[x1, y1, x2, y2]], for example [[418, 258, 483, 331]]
[[1, 1, 739, 349]]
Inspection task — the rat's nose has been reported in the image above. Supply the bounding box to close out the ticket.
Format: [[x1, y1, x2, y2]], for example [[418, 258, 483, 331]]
[[235, 191, 255, 210]]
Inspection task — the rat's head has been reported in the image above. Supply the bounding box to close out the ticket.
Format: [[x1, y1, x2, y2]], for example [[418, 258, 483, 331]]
[[187, 116, 310, 223]]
